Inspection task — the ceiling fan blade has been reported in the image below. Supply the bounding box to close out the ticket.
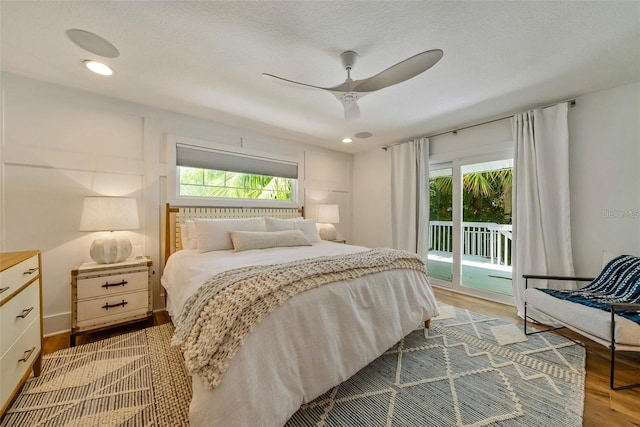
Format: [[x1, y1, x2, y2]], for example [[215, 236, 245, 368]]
[[351, 49, 443, 93], [262, 73, 333, 91], [344, 101, 360, 121]]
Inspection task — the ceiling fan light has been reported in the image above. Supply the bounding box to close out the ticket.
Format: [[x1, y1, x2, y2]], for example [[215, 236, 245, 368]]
[[342, 138, 353, 143], [83, 60, 113, 76], [338, 92, 359, 104]]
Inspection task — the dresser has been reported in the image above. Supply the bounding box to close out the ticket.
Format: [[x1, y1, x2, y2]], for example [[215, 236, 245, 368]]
[[71, 257, 152, 346], [0, 250, 43, 418]]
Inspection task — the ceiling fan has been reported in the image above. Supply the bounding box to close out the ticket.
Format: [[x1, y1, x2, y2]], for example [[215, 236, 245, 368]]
[[262, 49, 443, 120]]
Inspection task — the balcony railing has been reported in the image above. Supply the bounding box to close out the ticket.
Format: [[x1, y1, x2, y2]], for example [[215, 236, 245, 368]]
[[429, 221, 512, 267]]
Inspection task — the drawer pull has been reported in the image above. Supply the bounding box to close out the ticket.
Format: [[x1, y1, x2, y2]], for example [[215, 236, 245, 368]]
[[0, 286, 9, 294], [16, 306, 34, 319], [102, 280, 128, 289], [23, 267, 39, 275], [18, 346, 36, 363], [102, 300, 128, 310]]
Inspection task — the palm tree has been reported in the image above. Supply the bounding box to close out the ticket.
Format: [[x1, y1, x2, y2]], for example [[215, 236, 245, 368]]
[[178, 167, 293, 200], [430, 168, 512, 224]]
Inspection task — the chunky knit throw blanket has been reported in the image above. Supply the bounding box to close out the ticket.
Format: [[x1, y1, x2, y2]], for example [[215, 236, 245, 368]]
[[171, 248, 427, 389]]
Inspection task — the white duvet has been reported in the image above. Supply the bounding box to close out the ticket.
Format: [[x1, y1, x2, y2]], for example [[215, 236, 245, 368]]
[[162, 241, 439, 426]]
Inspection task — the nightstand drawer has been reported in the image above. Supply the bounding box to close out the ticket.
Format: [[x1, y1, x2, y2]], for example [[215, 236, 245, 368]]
[[0, 280, 40, 356], [76, 270, 148, 300], [0, 319, 41, 406], [0, 254, 39, 305], [76, 290, 149, 327]]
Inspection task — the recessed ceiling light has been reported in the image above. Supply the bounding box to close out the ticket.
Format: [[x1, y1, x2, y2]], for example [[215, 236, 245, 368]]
[[342, 138, 353, 143], [83, 60, 113, 76], [355, 132, 373, 139]]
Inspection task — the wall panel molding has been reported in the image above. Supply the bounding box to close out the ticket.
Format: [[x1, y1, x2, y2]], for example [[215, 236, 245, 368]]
[[4, 145, 145, 175]]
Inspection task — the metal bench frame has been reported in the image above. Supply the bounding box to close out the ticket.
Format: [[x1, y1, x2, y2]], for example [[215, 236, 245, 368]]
[[523, 274, 640, 391]]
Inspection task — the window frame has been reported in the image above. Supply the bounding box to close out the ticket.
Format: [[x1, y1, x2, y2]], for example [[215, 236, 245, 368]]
[[166, 135, 302, 208]]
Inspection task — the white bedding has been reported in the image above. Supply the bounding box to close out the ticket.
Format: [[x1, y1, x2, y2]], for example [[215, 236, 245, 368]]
[[162, 241, 439, 426]]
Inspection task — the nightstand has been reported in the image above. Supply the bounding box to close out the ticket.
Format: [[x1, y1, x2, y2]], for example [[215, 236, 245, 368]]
[[70, 257, 152, 346]]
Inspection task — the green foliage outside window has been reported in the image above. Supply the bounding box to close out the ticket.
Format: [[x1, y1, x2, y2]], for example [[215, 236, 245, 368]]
[[430, 168, 512, 224], [179, 167, 293, 200]]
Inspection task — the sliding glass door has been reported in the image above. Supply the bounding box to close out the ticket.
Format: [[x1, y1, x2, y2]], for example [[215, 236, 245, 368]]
[[427, 168, 453, 282], [460, 160, 513, 296], [428, 156, 514, 304]]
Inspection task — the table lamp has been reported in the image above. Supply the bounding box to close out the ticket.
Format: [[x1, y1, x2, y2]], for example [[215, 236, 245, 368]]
[[79, 197, 140, 264], [316, 204, 340, 241]]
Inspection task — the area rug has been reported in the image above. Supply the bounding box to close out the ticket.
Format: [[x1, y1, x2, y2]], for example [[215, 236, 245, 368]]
[[1, 323, 191, 427], [3, 306, 585, 427], [287, 305, 585, 427]]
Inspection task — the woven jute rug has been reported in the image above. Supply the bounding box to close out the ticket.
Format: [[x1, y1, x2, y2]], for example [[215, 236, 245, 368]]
[[1, 323, 191, 427], [3, 306, 585, 426]]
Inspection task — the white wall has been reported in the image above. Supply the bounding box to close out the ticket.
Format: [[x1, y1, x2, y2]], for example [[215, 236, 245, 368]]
[[0, 73, 353, 336], [353, 81, 640, 278], [352, 147, 392, 248], [569, 82, 640, 274]]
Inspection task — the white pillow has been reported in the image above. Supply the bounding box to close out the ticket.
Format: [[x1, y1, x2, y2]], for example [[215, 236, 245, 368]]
[[230, 230, 311, 252], [179, 220, 198, 250], [264, 217, 321, 243], [264, 217, 297, 230], [195, 218, 266, 252]]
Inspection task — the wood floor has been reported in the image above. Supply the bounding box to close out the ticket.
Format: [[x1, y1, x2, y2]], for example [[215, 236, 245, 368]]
[[434, 288, 640, 427], [42, 288, 640, 427]]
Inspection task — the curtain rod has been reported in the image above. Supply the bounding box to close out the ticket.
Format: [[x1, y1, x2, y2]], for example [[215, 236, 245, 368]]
[[381, 99, 576, 151]]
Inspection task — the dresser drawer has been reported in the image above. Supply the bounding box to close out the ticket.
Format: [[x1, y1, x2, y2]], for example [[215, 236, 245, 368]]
[[0, 255, 39, 305], [0, 280, 40, 357], [76, 270, 148, 300], [76, 290, 149, 328], [0, 319, 41, 407]]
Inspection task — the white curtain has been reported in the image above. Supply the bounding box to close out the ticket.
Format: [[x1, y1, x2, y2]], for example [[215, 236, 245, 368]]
[[389, 137, 429, 260], [511, 102, 575, 316]]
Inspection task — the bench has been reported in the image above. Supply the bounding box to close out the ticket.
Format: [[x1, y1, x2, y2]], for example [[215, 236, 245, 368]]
[[523, 254, 640, 390]]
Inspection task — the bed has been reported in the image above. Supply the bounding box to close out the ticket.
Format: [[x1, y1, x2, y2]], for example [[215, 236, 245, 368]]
[[161, 204, 439, 426]]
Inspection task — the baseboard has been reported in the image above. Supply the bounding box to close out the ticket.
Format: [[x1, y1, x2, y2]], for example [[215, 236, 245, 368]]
[[43, 311, 71, 337], [44, 309, 169, 338], [42, 308, 169, 337]]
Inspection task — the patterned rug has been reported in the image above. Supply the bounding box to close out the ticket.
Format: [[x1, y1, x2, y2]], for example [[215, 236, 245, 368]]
[[1, 324, 191, 427], [288, 305, 585, 427], [3, 305, 585, 426]]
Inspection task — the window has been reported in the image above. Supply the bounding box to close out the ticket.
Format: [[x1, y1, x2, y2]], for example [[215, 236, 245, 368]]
[[168, 139, 300, 206], [178, 167, 294, 200]]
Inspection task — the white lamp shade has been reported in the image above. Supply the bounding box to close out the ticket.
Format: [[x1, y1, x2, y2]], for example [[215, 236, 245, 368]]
[[316, 204, 340, 224], [79, 197, 140, 231], [79, 197, 139, 264]]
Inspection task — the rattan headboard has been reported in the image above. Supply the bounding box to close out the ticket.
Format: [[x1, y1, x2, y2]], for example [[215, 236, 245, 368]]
[[164, 203, 304, 263]]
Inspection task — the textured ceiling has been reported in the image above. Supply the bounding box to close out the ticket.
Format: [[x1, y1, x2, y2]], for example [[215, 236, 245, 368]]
[[1, 1, 638, 153]]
